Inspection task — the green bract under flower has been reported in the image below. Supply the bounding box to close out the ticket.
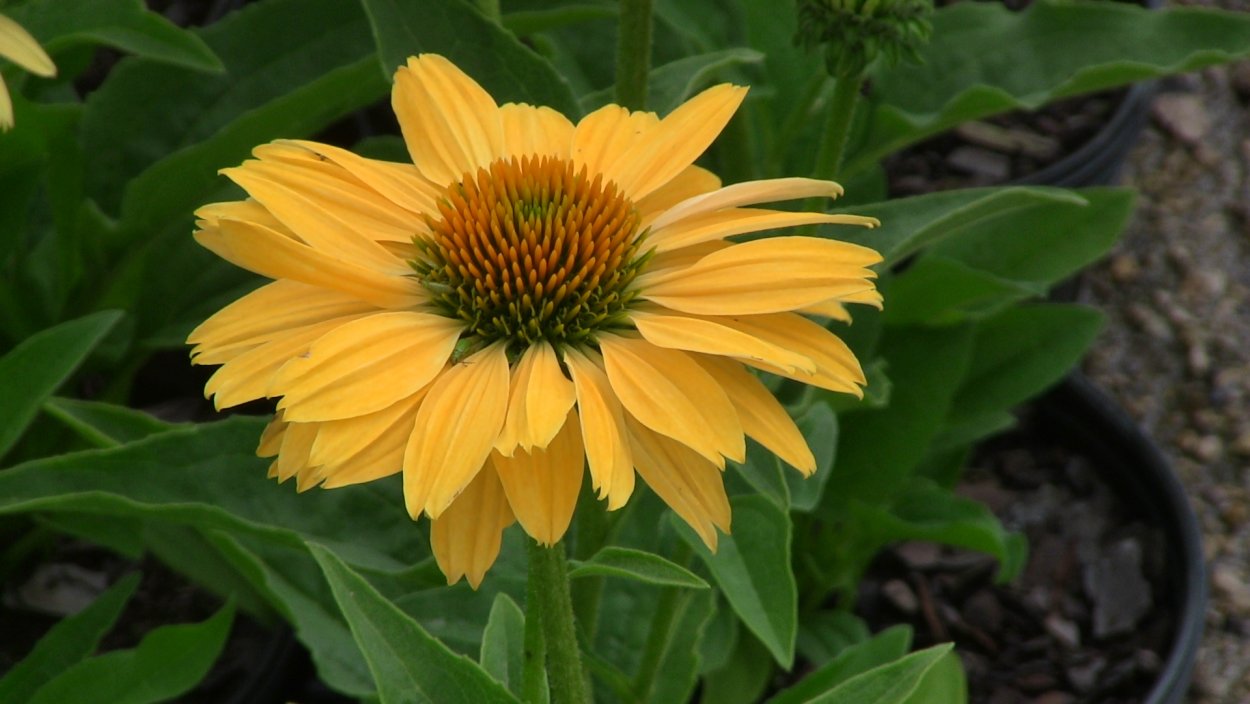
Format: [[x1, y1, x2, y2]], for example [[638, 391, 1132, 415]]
[[795, 0, 934, 79]]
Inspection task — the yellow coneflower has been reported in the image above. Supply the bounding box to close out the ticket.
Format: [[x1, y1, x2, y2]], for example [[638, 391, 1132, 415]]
[[0, 14, 55, 130], [188, 54, 881, 587]]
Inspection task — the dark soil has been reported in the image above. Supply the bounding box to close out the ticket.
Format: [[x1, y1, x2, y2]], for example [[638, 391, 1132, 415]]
[[857, 403, 1176, 703], [884, 90, 1126, 196]]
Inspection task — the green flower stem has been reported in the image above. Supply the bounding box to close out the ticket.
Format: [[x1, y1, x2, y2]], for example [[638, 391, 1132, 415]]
[[810, 75, 865, 185], [526, 540, 590, 704], [632, 542, 692, 700], [522, 558, 548, 704], [614, 0, 653, 110]]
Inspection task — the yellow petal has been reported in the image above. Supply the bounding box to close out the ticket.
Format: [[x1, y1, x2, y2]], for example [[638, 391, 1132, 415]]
[[798, 299, 853, 322], [721, 313, 866, 396], [496, 341, 576, 455], [274, 421, 319, 484], [0, 79, 13, 131], [257, 412, 287, 458], [572, 105, 659, 193], [644, 240, 730, 278], [393, 54, 503, 186], [204, 314, 368, 409], [626, 416, 730, 550], [274, 311, 463, 422], [195, 218, 422, 309], [491, 413, 584, 546], [650, 208, 879, 254], [629, 305, 815, 374], [649, 178, 848, 231], [308, 390, 426, 468], [610, 84, 747, 200], [636, 165, 721, 227], [188, 280, 376, 364], [430, 466, 515, 588], [403, 342, 510, 519], [638, 236, 881, 316], [499, 103, 574, 160], [694, 356, 815, 475], [276, 139, 442, 217], [598, 334, 743, 467], [564, 347, 635, 510], [0, 15, 56, 77], [318, 401, 420, 489]]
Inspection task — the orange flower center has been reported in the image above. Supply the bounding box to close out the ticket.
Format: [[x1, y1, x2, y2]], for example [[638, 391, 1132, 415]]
[[413, 155, 646, 350]]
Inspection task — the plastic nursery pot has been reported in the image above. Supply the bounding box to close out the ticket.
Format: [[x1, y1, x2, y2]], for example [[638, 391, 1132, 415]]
[[1035, 374, 1207, 704]]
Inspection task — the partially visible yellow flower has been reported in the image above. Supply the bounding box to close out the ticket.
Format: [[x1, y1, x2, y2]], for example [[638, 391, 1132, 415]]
[[0, 14, 56, 130], [189, 54, 882, 587]]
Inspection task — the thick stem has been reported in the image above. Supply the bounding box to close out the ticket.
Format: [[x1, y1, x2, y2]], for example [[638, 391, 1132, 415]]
[[522, 553, 548, 704], [614, 0, 653, 111], [632, 543, 692, 700], [527, 540, 590, 704], [810, 75, 865, 185]]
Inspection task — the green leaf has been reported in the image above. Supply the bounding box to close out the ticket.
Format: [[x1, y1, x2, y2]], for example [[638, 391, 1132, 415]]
[[837, 187, 1087, 266], [677, 495, 797, 667], [42, 397, 178, 448], [307, 542, 520, 704], [9, 0, 222, 73], [0, 574, 139, 703], [37, 513, 145, 558], [0, 417, 421, 572], [885, 256, 1043, 327], [733, 440, 789, 509], [361, 0, 579, 116], [902, 649, 967, 704], [769, 625, 911, 704], [808, 643, 954, 704], [0, 311, 122, 460], [787, 402, 838, 512], [28, 600, 234, 704], [949, 304, 1104, 425], [855, 480, 1027, 582], [569, 546, 709, 589], [480, 594, 529, 699], [831, 324, 975, 504], [580, 48, 765, 113], [647, 589, 716, 704], [502, 4, 617, 36], [82, 0, 383, 225], [927, 188, 1134, 289], [795, 611, 871, 668], [699, 627, 774, 704], [849, 0, 1250, 173]]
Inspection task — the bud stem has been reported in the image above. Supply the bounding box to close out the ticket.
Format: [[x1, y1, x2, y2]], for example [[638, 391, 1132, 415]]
[[811, 75, 864, 185]]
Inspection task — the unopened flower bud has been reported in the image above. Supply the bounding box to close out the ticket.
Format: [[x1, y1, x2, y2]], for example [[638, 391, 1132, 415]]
[[795, 0, 934, 79]]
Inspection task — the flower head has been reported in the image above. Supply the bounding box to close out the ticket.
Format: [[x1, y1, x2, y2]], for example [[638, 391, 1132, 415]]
[[795, 0, 933, 79], [189, 54, 882, 587], [0, 14, 56, 130]]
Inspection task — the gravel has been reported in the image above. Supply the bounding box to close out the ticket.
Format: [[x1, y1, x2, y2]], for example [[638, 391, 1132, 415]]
[[1078, 2, 1250, 698]]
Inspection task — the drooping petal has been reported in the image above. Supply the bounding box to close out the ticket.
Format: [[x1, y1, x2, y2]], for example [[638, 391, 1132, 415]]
[[629, 305, 815, 374], [609, 84, 747, 200], [308, 389, 427, 469], [393, 54, 504, 186], [257, 412, 287, 458], [499, 103, 574, 160], [638, 236, 881, 316], [275, 139, 442, 217], [798, 299, 853, 322], [403, 342, 510, 519], [188, 280, 376, 364], [273, 311, 463, 422], [564, 346, 635, 510], [0, 15, 56, 76], [496, 341, 576, 455], [491, 413, 584, 546], [649, 177, 849, 231], [636, 165, 721, 227], [649, 208, 879, 254], [626, 416, 730, 550], [274, 421, 319, 485], [598, 334, 743, 467], [694, 355, 815, 475], [0, 79, 13, 131], [203, 314, 369, 409], [430, 466, 515, 589], [194, 219, 421, 309], [717, 313, 867, 396], [318, 400, 421, 489]]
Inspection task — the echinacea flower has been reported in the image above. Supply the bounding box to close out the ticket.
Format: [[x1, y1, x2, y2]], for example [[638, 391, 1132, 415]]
[[189, 54, 882, 587], [0, 14, 56, 130]]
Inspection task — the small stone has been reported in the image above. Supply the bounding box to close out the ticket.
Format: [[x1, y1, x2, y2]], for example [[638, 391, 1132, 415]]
[[881, 578, 919, 614], [955, 120, 1060, 160], [987, 686, 1025, 704], [1044, 612, 1081, 649], [1083, 538, 1153, 639], [1190, 433, 1223, 463], [895, 541, 942, 570], [1033, 693, 1075, 704], [1188, 340, 1212, 376], [1229, 60, 1250, 100], [1135, 648, 1162, 675], [947, 145, 1011, 181], [1067, 657, 1106, 693], [1231, 428, 1250, 457], [1152, 93, 1211, 145], [1108, 253, 1140, 283], [962, 589, 1004, 633], [9, 563, 110, 617], [1211, 564, 1250, 614], [1015, 670, 1058, 693], [1125, 303, 1173, 341]]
